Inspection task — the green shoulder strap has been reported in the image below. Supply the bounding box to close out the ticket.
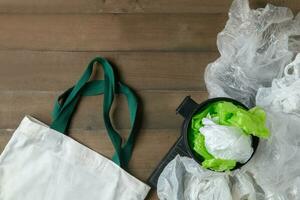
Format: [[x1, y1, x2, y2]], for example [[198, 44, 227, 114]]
[[50, 57, 138, 169]]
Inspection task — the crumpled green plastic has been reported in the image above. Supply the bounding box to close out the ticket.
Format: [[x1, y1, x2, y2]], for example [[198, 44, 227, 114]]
[[212, 102, 270, 138], [188, 101, 270, 171], [202, 158, 236, 172]]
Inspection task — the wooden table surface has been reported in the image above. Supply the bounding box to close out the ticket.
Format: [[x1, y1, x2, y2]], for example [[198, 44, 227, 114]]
[[0, 0, 298, 199]]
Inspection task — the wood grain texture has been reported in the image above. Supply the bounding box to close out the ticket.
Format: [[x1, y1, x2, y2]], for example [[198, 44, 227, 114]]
[[0, 14, 226, 51], [0, 90, 208, 130], [0, 50, 217, 91], [0, 0, 232, 14], [0, 0, 298, 14], [0, 128, 178, 199]]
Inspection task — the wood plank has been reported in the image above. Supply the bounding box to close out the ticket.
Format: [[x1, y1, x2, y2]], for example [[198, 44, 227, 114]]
[[0, 50, 217, 91], [0, 90, 208, 130], [0, 14, 226, 51], [0, 128, 179, 199], [147, 191, 159, 200], [0, 0, 233, 14], [0, 0, 298, 14]]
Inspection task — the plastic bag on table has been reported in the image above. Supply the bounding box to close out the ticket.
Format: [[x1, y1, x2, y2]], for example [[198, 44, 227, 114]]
[[157, 156, 265, 200], [241, 111, 300, 199], [157, 156, 232, 200], [247, 54, 300, 199], [205, 0, 300, 107], [157, 54, 300, 200], [256, 53, 300, 115]]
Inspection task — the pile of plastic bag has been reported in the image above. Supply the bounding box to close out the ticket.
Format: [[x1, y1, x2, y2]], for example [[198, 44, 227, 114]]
[[205, 0, 300, 108], [157, 0, 300, 199]]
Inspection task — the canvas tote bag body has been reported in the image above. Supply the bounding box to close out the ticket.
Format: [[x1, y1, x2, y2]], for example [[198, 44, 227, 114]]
[[0, 57, 150, 200]]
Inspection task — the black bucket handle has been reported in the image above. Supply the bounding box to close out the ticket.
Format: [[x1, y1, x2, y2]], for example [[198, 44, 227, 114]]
[[147, 96, 198, 188]]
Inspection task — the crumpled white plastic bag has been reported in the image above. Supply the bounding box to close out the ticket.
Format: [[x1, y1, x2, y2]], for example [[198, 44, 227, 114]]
[[205, 0, 300, 107], [241, 110, 300, 200], [256, 53, 300, 115], [157, 156, 265, 200], [200, 118, 253, 163], [157, 156, 232, 200], [246, 54, 300, 199]]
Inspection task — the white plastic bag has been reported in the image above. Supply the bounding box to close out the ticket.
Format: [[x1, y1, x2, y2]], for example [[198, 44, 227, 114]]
[[200, 118, 253, 163], [256, 53, 300, 115], [157, 156, 265, 200], [157, 156, 233, 200], [247, 54, 300, 199], [205, 0, 300, 107], [241, 111, 300, 199]]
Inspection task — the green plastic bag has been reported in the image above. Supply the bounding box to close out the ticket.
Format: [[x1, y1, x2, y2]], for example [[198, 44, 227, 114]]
[[202, 158, 236, 172], [188, 101, 270, 171], [212, 102, 270, 138]]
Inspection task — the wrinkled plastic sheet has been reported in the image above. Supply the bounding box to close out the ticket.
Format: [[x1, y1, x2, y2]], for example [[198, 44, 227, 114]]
[[205, 0, 300, 107], [157, 156, 265, 200], [256, 54, 300, 116]]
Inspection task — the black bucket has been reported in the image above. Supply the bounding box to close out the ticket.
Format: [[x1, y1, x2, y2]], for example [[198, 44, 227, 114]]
[[148, 96, 260, 188]]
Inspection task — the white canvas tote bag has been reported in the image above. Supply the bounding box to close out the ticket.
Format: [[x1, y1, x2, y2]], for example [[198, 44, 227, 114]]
[[0, 57, 151, 200]]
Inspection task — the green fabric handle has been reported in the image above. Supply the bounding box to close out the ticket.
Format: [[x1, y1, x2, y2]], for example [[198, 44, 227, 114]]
[[50, 57, 138, 169]]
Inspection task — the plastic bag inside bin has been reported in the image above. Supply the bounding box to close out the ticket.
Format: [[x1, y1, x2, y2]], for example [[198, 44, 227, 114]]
[[205, 0, 300, 108], [157, 0, 300, 199]]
